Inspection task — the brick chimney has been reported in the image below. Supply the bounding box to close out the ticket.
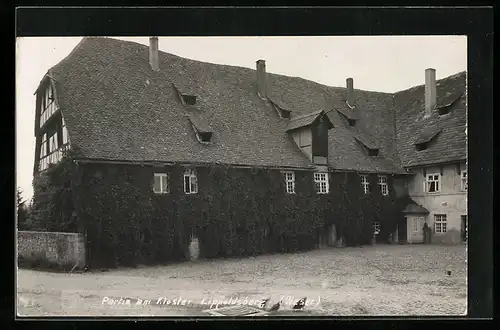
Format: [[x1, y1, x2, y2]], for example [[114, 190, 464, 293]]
[[256, 59, 267, 98], [346, 78, 354, 107], [149, 37, 159, 71], [425, 68, 436, 116]]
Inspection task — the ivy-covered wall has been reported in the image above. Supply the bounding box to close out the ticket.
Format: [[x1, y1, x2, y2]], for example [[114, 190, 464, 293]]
[[70, 161, 402, 269], [30, 150, 404, 269]]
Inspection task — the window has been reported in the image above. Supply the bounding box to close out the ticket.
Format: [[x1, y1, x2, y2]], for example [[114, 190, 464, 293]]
[[40, 133, 47, 158], [283, 171, 295, 194], [373, 222, 380, 235], [360, 174, 369, 194], [368, 148, 379, 157], [434, 214, 447, 234], [40, 84, 56, 127], [49, 132, 58, 153], [153, 173, 169, 194], [377, 175, 389, 196], [461, 170, 467, 191], [298, 129, 312, 147], [184, 169, 198, 194], [280, 109, 291, 119], [416, 142, 428, 151], [62, 116, 69, 145], [314, 172, 329, 194], [182, 94, 196, 105], [426, 173, 440, 193], [198, 132, 213, 143], [348, 119, 356, 127], [272, 104, 291, 119]]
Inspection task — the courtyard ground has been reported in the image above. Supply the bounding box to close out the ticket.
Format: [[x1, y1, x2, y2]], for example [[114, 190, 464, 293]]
[[17, 244, 467, 317]]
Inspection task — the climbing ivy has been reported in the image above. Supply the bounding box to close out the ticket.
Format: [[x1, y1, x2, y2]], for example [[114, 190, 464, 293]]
[[31, 153, 402, 268], [30, 148, 82, 233]]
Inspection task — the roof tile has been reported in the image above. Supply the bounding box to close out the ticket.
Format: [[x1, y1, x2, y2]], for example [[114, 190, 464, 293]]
[[44, 37, 465, 173]]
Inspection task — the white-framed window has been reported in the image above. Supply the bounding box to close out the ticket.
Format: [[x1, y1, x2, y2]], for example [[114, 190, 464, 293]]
[[426, 173, 441, 193], [373, 221, 380, 235], [283, 171, 295, 194], [184, 169, 198, 194], [377, 175, 388, 196], [153, 173, 169, 194], [360, 174, 369, 194], [461, 170, 467, 191], [434, 214, 447, 234], [314, 172, 329, 194]]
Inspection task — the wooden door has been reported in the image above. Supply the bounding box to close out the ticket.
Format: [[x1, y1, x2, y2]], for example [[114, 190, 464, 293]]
[[408, 216, 424, 244]]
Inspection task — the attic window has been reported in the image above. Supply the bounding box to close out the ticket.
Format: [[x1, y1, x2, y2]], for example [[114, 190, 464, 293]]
[[414, 128, 442, 151], [354, 135, 380, 157], [280, 109, 291, 119], [437, 92, 464, 116], [271, 102, 291, 119], [187, 115, 213, 144], [198, 132, 213, 143], [182, 94, 196, 105], [415, 142, 429, 151], [438, 105, 452, 116], [336, 109, 357, 127]]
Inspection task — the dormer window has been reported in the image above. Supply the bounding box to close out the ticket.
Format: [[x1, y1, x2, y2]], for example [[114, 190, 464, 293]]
[[336, 108, 358, 127], [269, 99, 292, 119], [437, 91, 464, 116], [415, 128, 442, 151], [415, 142, 428, 151], [354, 134, 380, 157], [438, 105, 452, 116], [280, 109, 291, 119], [198, 132, 212, 143], [182, 94, 196, 105], [187, 115, 213, 144], [173, 83, 197, 106]]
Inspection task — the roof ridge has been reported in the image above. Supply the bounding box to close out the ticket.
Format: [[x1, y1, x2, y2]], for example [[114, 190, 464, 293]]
[[394, 70, 467, 95]]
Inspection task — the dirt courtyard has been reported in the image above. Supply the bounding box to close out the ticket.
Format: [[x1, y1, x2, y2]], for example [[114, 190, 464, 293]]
[[17, 244, 467, 317]]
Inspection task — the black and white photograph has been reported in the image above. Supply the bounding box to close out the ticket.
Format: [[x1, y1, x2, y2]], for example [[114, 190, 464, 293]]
[[16, 35, 468, 317]]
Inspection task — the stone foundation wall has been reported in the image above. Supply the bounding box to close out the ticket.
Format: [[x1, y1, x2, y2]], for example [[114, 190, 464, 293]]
[[17, 231, 85, 269]]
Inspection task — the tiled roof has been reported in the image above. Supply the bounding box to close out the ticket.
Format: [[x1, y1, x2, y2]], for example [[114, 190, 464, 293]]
[[43, 37, 465, 173], [285, 110, 328, 132], [267, 95, 293, 112], [336, 103, 359, 120], [414, 127, 442, 145], [402, 198, 430, 214], [353, 127, 380, 150], [187, 114, 213, 134], [394, 71, 467, 167]]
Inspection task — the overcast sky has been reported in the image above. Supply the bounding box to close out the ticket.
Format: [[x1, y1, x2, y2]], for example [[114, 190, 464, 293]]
[[16, 36, 467, 201]]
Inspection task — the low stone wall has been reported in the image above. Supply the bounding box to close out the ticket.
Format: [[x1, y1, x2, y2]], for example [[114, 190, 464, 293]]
[[17, 231, 86, 269]]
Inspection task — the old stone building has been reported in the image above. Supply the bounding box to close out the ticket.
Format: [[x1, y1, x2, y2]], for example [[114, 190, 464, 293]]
[[31, 37, 466, 267]]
